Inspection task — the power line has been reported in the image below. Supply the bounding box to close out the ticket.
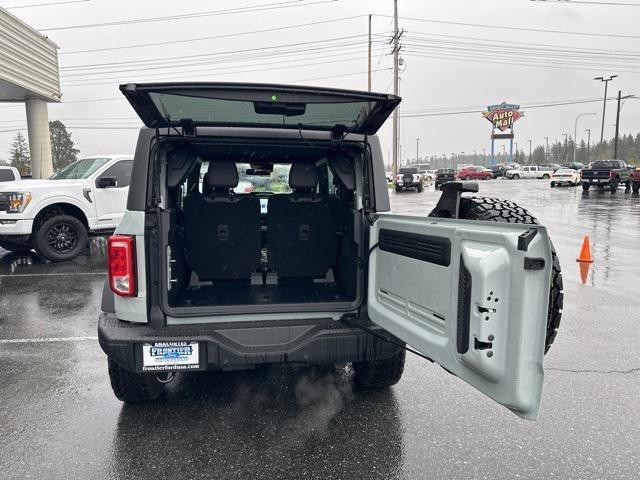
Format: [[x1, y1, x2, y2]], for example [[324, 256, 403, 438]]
[[39, 0, 339, 32], [59, 34, 376, 71], [5, 0, 89, 8], [59, 15, 367, 55], [373, 13, 640, 40], [61, 47, 389, 87]]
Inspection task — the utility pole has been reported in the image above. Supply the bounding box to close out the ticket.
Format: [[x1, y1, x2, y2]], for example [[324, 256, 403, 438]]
[[391, 0, 400, 180], [368, 14, 372, 92], [528, 139, 532, 164], [481, 148, 486, 167], [585, 129, 591, 164], [416, 137, 419, 166], [594, 75, 617, 144]]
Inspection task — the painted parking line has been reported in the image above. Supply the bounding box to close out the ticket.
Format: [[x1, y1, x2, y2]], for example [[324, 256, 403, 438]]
[[0, 272, 106, 278], [0, 336, 98, 344]]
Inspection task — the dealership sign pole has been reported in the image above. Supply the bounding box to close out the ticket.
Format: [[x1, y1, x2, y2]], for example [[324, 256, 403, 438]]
[[482, 102, 524, 166]]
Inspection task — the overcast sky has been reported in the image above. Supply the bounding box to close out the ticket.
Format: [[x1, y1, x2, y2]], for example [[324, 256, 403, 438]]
[[1, 0, 639, 164]]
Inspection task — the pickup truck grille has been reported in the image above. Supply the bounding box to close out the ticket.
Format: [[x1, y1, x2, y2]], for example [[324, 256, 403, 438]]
[[0, 194, 9, 212]]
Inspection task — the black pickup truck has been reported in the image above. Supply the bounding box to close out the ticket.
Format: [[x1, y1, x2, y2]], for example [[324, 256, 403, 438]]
[[580, 160, 631, 192]]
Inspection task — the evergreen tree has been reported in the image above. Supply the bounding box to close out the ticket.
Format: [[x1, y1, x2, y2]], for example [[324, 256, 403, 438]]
[[9, 132, 30, 175], [49, 120, 80, 172]]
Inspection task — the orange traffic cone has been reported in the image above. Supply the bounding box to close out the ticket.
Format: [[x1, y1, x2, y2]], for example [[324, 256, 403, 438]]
[[579, 261, 590, 284], [577, 235, 594, 263]]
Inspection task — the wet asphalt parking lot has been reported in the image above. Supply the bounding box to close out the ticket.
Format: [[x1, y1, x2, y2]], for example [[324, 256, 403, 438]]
[[1, 179, 639, 480]]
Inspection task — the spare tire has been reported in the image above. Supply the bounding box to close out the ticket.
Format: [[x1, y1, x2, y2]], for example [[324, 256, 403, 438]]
[[402, 173, 414, 184], [435, 196, 563, 354]]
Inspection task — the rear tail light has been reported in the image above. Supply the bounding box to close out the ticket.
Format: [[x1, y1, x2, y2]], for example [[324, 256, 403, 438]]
[[610, 171, 615, 178], [108, 235, 136, 297], [244, 185, 253, 193]]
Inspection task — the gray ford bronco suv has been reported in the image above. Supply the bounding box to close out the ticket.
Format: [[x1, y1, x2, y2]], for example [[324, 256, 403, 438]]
[[99, 83, 563, 420]]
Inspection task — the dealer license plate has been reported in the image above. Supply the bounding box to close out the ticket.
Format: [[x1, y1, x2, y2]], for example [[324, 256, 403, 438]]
[[141, 342, 200, 371]]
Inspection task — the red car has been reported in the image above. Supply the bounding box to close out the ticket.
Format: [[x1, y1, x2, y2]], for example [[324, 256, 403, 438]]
[[631, 165, 640, 193], [457, 166, 494, 180]]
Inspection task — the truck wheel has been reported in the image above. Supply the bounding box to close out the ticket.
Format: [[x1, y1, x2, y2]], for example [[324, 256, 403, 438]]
[[512, 174, 520, 180], [624, 181, 631, 191], [0, 241, 32, 254], [542, 174, 550, 180], [455, 197, 563, 354], [394, 185, 402, 193], [417, 183, 423, 193], [108, 358, 166, 402], [550, 182, 555, 188], [353, 350, 406, 389], [633, 183, 640, 193], [582, 183, 590, 192], [33, 214, 88, 262], [610, 180, 619, 193]]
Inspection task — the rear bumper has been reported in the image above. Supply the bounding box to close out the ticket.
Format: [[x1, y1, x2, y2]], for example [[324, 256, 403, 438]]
[[98, 313, 402, 373], [582, 179, 613, 185]]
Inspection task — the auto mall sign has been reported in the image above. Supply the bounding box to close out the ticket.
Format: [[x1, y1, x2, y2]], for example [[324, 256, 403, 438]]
[[482, 102, 525, 132]]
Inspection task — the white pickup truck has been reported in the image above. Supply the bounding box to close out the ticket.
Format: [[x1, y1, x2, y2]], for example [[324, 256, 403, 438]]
[[0, 155, 133, 261], [505, 165, 553, 180]]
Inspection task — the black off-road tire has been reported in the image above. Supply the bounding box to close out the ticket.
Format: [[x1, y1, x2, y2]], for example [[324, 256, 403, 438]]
[[455, 196, 563, 354], [632, 182, 640, 193], [353, 350, 406, 389], [542, 174, 550, 180], [417, 183, 423, 193], [610, 180, 619, 193], [0, 241, 32, 254], [108, 358, 166, 402], [582, 183, 590, 192], [33, 214, 88, 262], [624, 181, 631, 191]]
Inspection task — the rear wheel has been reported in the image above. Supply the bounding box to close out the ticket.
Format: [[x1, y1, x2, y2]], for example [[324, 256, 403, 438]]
[[465, 175, 472, 180], [633, 182, 640, 193], [610, 180, 619, 193], [582, 183, 590, 192], [625, 181, 631, 191], [550, 182, 555, 188], [417, 183, 423, 193], [0, 241, 32, 254], [456, 197, 563, 354], [108, 358, 166, 402], [33, 215, 88, 262], [353, 350, 406, 389], [394, 185, 402, 193], [512, 174, 520, 180], [542, 174, 550, 180]]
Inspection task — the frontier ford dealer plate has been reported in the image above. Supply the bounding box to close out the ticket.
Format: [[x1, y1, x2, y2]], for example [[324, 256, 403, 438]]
[[141, 342, 200, 371]]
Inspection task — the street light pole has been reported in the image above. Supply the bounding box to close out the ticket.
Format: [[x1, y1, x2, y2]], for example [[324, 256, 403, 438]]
[[544, 137, 549, 164], [528, 139, 532, 164], [594, 75, 618, 144], [574, 112, 596, 164], [416, 137, 419, 166], [563, 133, 569, 164]]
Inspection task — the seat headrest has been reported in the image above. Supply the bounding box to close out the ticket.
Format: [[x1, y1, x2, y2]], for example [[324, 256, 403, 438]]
[[207, 160, 239, 190], [289, 163, 318, 191]]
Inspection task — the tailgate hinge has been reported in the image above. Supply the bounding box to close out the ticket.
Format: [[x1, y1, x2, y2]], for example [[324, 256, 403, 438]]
[[429, 181, 479, 219]]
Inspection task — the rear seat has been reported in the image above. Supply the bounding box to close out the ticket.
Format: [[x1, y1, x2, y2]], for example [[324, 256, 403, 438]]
[[183, 160, 261, 282], [267, 162, 339, 281]]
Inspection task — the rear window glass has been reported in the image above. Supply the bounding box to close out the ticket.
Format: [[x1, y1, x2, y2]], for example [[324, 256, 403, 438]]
[[150, 93, 375, 131], [437, 169, 454, 174], [399, 168, 418, 174], [591, 160, 622, 169]]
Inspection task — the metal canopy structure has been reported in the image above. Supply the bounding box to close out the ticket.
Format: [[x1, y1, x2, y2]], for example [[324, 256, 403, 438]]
[[0, 7, 61, 178]]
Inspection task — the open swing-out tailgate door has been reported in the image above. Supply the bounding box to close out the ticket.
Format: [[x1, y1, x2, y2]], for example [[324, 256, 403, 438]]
[[368, 214, 553, 420], [120, 82, 400, 135]]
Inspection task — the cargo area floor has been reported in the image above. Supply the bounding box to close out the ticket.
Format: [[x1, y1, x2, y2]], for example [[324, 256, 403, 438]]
[[174, 282, 350, 307]]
